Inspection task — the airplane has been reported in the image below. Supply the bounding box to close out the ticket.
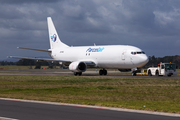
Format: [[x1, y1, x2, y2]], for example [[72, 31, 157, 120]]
[[9, 17, 149, 76]]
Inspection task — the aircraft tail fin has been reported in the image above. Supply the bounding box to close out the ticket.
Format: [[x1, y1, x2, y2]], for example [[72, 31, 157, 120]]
[[47, 17, 69, 49]]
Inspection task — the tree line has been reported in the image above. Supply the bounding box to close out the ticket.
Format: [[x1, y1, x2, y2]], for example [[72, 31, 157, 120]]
[[0, 59, 50, 66], [0, 59, 60, 69], [144, 55, 180, 68]]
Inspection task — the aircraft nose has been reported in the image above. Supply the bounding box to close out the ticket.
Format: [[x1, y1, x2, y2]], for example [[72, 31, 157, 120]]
[[143, 55, 149, 63], [138, 55, 149, 68]]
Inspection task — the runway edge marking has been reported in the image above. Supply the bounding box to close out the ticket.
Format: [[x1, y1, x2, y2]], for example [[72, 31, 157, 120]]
[[0, 97, 180, 117]]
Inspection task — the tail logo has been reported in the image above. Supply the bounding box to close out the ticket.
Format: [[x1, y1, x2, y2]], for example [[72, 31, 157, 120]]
[[51, 34, 57, 42]]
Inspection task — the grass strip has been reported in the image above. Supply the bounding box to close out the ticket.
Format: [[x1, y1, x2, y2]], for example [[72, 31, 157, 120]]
[[0, 75, 180, 113]]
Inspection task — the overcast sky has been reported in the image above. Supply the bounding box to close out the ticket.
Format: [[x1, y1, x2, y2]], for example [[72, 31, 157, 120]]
[[1, 0, 180, 61]]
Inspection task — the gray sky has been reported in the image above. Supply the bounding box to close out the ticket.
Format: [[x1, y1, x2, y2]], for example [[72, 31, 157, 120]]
[[1, 0, 180, 61]]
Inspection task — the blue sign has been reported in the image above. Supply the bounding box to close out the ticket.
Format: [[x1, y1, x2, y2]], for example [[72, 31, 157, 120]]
[[51, 34, 57, 42], [86, 47, 104, 52]]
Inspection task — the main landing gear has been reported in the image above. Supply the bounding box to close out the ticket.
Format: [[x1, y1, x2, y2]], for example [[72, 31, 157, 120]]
[[99, 69, 107, 75], [74, 72, 82, 76]]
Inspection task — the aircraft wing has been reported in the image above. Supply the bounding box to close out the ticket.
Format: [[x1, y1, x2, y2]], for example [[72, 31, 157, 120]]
[[82, 61, 96, 67], [8, 56, 71, 63], [8, 56, 96, 67]]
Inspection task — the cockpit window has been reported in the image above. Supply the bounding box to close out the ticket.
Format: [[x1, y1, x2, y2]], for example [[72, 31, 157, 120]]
[[131, 52, 137, 55], [131, 51, 145, 55]]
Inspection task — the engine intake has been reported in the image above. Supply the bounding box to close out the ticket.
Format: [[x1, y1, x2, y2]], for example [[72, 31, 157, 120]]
[[69, 61, 87, 72]]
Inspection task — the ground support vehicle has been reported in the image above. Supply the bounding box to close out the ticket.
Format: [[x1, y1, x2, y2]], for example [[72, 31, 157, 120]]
[[147, 63, 176, 77], [136, 69, 147, 76]]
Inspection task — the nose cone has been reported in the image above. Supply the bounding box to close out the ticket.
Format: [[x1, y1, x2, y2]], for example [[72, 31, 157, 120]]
[[137, 55, 149, 68]]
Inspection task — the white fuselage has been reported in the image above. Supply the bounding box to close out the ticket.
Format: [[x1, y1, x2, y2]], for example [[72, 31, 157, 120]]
[[50, 45, 148, 69]]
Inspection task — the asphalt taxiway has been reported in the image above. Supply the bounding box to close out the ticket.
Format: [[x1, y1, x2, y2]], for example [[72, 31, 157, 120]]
[[0, 98, 180, 120]]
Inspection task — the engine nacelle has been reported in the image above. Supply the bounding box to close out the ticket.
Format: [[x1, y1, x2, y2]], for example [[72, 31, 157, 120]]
[[69, 61, 87, 72]]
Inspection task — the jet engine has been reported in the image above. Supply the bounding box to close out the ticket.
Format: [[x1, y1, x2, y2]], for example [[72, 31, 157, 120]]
[[69, 61, 87, 72]]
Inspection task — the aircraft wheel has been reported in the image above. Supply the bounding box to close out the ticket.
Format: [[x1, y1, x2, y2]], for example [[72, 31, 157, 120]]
[[99, 69, 107, 75], [74, 72, 78, 76], [74, 72, 82, 76], [99, 70, 103, 75], [103, 69, 107, 75], [78, 72, 82, 76]]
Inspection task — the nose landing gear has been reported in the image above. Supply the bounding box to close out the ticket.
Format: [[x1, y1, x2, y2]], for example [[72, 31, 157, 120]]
[[132, 71, 137, 76], [99, 69, 107, 75]]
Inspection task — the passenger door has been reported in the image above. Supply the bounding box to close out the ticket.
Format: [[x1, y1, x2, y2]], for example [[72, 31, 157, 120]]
[[121, 50, 126, 60]]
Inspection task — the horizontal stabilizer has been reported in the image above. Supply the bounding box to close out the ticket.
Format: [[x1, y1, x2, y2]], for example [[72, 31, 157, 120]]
[[17, 47, 51, 53]]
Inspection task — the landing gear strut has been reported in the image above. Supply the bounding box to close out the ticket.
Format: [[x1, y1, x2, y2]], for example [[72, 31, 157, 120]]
[[132, 71, 137, 76], [74, 72, 82, 76], [99, 69, 107, 75]]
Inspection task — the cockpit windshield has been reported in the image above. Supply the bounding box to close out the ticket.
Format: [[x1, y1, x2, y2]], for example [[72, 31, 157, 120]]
[[131, 51, 145, 55]]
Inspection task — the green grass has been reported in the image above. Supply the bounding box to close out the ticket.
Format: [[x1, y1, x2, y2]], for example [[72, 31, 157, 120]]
[[0, 75, 180, 113]]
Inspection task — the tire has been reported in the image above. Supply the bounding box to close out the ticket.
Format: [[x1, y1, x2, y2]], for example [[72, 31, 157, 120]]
[[99, 69, 107, 75], [74, 72, 78, 76], [78, 72, 82, 76], [74, 72, 82, 76], [132, 72, 136, 76], [155, 70, 159, 76], [103, 70, 107, 75], [99, 70, 103, 75], [168, 75, 171, 77], [148, 70, 152, 76]]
